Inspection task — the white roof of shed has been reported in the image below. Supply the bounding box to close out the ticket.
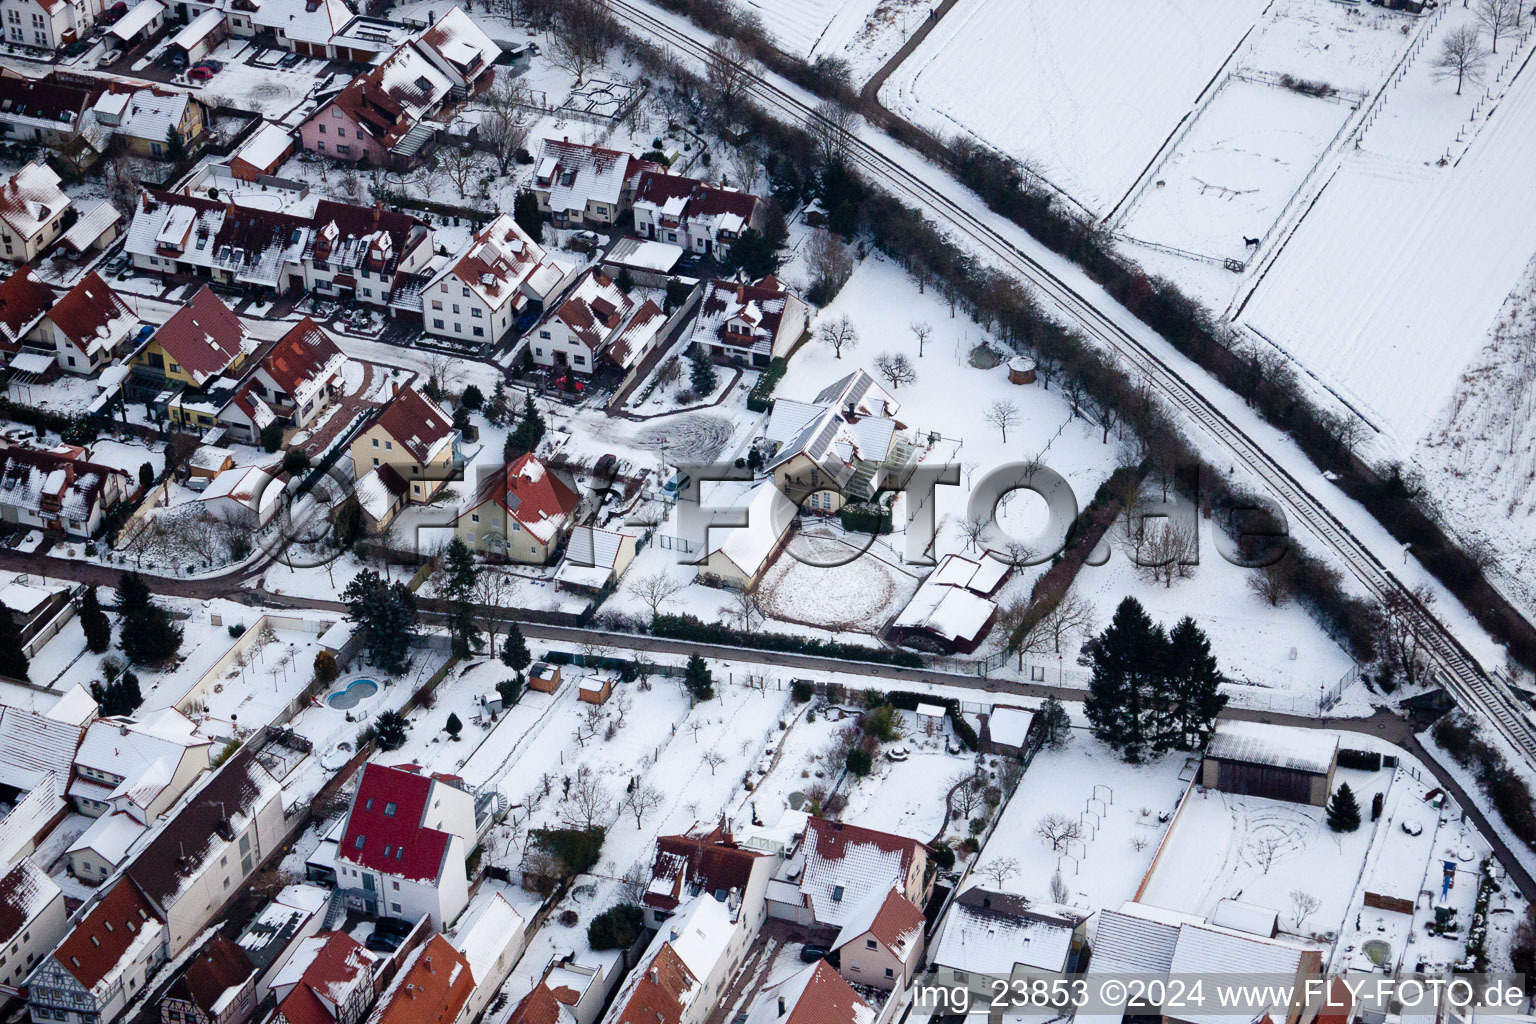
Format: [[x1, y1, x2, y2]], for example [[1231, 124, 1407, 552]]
[[987, 706, 1034, 748], [1205, 721, 1338, 775], [110, 0, 163, 38]]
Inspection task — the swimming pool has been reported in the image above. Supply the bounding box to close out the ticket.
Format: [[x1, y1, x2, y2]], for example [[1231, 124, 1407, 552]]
[[327, 678, 379, 710]]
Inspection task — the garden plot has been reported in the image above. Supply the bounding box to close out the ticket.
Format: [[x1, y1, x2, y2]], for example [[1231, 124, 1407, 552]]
[[975, 731, 1187, 913], [756, 528, 922, 634], [879, 0, 1268, 214], [742, 702, 863, 827], [1138, 761, 1392, 942], [1118, 79, 1353, 262]]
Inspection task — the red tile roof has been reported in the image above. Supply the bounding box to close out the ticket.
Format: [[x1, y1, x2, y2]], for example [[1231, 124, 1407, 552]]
[[275, 931, 374, 1024], [506, 984, 572, 1024], [368, 935, 473, 1024], [806, 816, 927, 866], [853, 887, 926, 955], [610, 944, 695, 1024], [166, 935, 254, 1014], [150, 284, 247, 384], [778, 961, 873, 1024], [644, 826, 766, 913], [367, 386, 452, 466], [47, 272, 132, 351], [469, 454, 579, 542], [262, 316, 342, 396], [52, 881, 160, 990], [0, 266, 56, 349], [634, 171, 761, 223], [339, 763, 451, 883]]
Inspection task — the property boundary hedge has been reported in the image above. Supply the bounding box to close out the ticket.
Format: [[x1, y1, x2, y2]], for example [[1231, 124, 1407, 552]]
[[746, 357, 787, 413], [652, 612, 923, 667]]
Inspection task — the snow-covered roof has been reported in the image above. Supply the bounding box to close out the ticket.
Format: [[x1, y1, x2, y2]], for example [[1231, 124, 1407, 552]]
[[763, 369, 903, 493], [1209, 898, 1279, 937], [0, 162, 67, 240], [0, 857, 61, 948], [556, 526, 632, 589], [932, 888, 1083, 975], [1204, 721, 1338, 775], [66, 810, 147, 864], [171, 9, 222, 49], [831, 885, 924, 960], [743, 961, 872, 1024], [253, 0, 354, 43], [232, 121, 295, 173], [702, 481, 797, 580], [987, 705, 1034, 749], [413, 6, 498, 85], [534, 137, 646, 213], [59, 201, 122, 252], [317, 618, 354, 652], [893, 580, 995, 643], [605, 237, 683, 272], [197, 465, 283, 520], [426, 213, 556, 315], [799, 818, 925, 930], [451, 891, 524, 985], [110, 0, 163, 39]]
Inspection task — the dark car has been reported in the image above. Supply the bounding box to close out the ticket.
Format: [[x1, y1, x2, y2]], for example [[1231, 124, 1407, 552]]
[[595, 453, 618, 477], [799, 945, 829, 963], [194, 58, 224, 71], [62, 39, 92, 57], [364, 932, 402, 953], [373, 916, 413, 938], [99, 1, 128, 23], [166, 50, 188, 69], [279, 51, 304, 68]]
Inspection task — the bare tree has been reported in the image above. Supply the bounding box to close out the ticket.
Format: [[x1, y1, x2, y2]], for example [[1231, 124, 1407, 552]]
[[1476, 0, 1519, 52], [628, 570, 685, 621], [625, 784, 664, 828], [1431, 26, 1487, 95], [1035, 812, 1082, 852], [703, 749, 727, 775], [984, 400, 1021, 443], [806, 228, 853, 298], [977, 856, 1020, 888], [480, 75, 533, 175], [1050, 870, 1071, 905], [562, 765, 612, 831], [909, 320, 933, 357], [874, 351, 917, 389], [619, 862, 649, 904], [1375, 584, 1436, 688], [575, 701, 605, 746], [1250, 833, 1282, 875], [948, 770, 984, 819], [1132, 516, 1198, 588], [546, 0, 614, 86], [438, 142, 481, 200], [728, 143, 760, 193], [1246, 559, 1295, 608], [730, 587, 761, 630], [809, 98, 857, 166], [472, 570, 513, 656], [1290, 890, 1321, 931], [612, 692, 632, 730], [819, 315, 858, 359], [705, 39, 754, 121], [424, 351, 468, 398], [956, 513, 987, 553]]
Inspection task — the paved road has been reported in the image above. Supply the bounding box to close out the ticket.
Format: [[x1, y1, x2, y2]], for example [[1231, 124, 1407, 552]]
[[599, 0, 1536, 773]]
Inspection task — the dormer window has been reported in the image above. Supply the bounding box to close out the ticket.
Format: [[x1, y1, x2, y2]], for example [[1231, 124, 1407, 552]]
[[354, 835, 365, 848], [832, 885, 845, 902]]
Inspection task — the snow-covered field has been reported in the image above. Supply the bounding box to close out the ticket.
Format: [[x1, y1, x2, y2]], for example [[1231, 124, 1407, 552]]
[[1118, 79, 1353, 262], [725, 0, 933, 83], [880, 0, 1268, 215]]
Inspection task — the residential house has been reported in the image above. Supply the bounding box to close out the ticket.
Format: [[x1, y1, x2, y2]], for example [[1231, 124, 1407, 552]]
[[421, 213, 569, 349], [0, 857, 67, 999], [455, 454, 581, 563], [90, 84, 206, 158], [600, 894, 748, 1024], [269, 931, 378, 1024], [348, 386, 456, 512], [554, 525, 637, 592], [641, 824, 776, 931], [449, 892, 525, 1024], [685, 277, 807, 368], [0, 74, 98, 146], [26, 881, 166, 1024], [767, 817, 931, 935], [0, 0, 101, 54], [694, 481, 797, 591], [0, 161, 69, 263], [194, 465, 284, 529], [227, 121, 296, 181], [157, 934, 258, 1024], [411, 6, 497, 98], [170, 0, 356, 56], [123, 747, 287, 955], [28, 271, 137, 374], [362, 934, 472, 1024], [742, 960, 872, 1024], [0, 690, 95, 870], [890, 551, 1011, 655], [298, 40, 451, 167], [763, 369, 912, 514], [527, 267, 666, 377], [531, 138, 653, 227], [335, 762, 481, 928], [828, 884, 925, 991], [0, 266, 56, 365], [239, 316, 347, 431], [129, 285, 253, 404], [507, 957, 611, 1024], [0, 443, 132, 537], [124, 189, 433, 306], [927, 888, 1087, 998], [632, 171, 765, 259]]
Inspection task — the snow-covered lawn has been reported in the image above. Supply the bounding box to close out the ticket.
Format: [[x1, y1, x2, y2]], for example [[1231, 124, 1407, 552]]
[[1118, 79, 1354, 262], [756, 528, 922, 634], [880, 0, 1267, 214], [1139, 761, 1391, 938], [976, 730, 1187, 912]]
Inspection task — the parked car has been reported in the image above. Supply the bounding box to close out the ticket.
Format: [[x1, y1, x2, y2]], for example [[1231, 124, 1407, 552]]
[[799, 945, 829, 963], [193, 58, 223, 71], [99, 1, 128, 22], [96, 47, 122, 68], [62, 39, 92, 57], [364, 931, 402, 953], [279, 51, 304, 68], [166, 50, 188, 69], [186, 65, 215, 81]]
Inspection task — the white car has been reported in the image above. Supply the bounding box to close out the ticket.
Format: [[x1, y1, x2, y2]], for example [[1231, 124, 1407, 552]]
[[96, 47, 121, 67]]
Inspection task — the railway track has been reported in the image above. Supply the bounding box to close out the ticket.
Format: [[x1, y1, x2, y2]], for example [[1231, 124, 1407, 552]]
[[605, 0, 1536, 767]]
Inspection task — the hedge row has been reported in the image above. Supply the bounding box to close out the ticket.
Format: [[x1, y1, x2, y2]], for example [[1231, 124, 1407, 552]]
[[653, 612, 923, 668], [839, 501, 892, 535], [1337, 748, 1383, 772], [1432, 715, 1536, 850], [746, 357, 787, 413]]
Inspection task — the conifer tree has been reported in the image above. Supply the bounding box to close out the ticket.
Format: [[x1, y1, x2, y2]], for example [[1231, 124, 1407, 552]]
[[1084, 597, 1162, 762], [117, 571, 183, 666], [1327, 783, 1361, 832], [501, 622, 531, 672], [683, 653, 714, 702], [1157, 616, 1227, 751], [80, 586, 111, 655], [440, 539, 481, 657]]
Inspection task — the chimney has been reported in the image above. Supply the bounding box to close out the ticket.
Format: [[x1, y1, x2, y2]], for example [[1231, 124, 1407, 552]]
[[778, 996, 786, 1016], [119, 723, 128, 736]]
